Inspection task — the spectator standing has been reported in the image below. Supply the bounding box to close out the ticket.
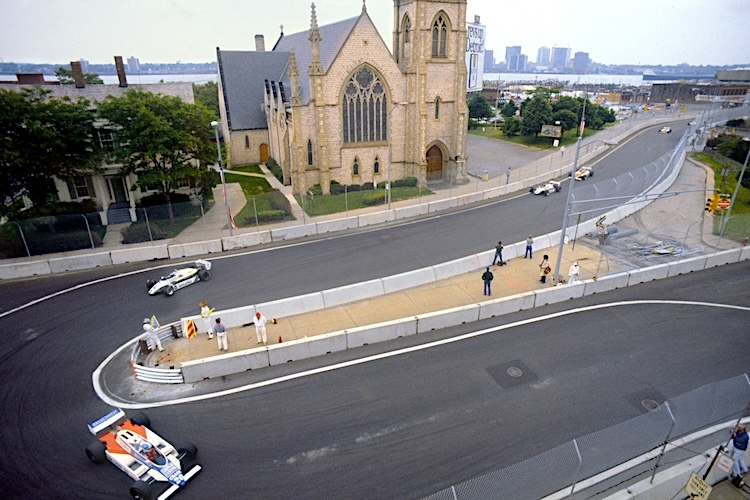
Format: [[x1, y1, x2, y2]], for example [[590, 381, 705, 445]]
[[215, 318, 228, 351], [253, 312, 268, 344], [732, 424, 749, 480], [525, 235, 534, 259], [539, 255, 549, 283], [482, 267, 494, 296], [568, 262, 580, 284], [506, 167, 511, 185], [492, 241, 506, 266], [142, 318, 164, 352], [200, 301, 214, 339]]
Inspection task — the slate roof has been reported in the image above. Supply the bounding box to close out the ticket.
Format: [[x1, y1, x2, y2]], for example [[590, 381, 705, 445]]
[[217, 49, 289, 131], [273, 16, 359, 104]]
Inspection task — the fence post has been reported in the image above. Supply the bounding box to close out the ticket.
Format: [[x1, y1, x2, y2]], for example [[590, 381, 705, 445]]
[[344, 185, 348, 217], [566, 439, 584, 497], [253, 196, 259, 229], [143, 207, 153, 242], [13, 222, 31, 257], [650, 401, 676, 484], [80, 214, 95, 249]]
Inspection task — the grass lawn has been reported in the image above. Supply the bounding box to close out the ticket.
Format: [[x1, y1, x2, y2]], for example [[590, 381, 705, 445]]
[[296, 186, 434, 216], [469, 125, 603, 150], [231, 164, 264, 174], [223, 171, 295, 226], [693, 151, 750, 241]]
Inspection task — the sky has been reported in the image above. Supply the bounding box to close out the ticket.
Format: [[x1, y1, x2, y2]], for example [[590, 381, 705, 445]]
[[1, 0, 748, 67]]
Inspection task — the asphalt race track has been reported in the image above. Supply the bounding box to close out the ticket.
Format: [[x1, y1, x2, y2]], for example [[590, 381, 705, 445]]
[[4, 120, 745, 500]]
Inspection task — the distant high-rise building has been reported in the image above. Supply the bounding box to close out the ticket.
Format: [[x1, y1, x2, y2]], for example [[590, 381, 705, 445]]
[[79, 59, 89, 73], [484, 49, 495, 71], [551, 47, 571, 70], [536, 47, 550, 66], [505, 46, 521, 70], [127, 56, 140, 73], [573, 52, 590, 73], [508, 53, 527, 72]]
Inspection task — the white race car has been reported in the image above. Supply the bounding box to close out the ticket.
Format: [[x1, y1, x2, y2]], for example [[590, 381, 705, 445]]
[[573, 166, 593, 180], [86, 408, 201, 500], [659, 126, 672, 134], [147, 260, 211, 297], [530, 180, 562, 196]]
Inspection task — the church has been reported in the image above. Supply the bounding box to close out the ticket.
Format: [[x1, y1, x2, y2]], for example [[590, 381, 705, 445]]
[[216, 0, 469, 195]]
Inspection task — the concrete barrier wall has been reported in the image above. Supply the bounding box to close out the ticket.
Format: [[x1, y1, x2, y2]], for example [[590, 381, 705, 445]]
[[582, 272, 630, 295], [479, 292, 536, 320], [416, 304, 481, 333], [705, 248, 741, 268], [322, 279, 384, 308], [741, 245, 750, 261], [346, 318, 418, 348], [394, 204, 428, 220], [628, 264, 670, 285], [168, 240, 223, 259], [49, 252, 113, 273], [427, 198, 454, 213], [666, 255, 707, 277], [181, 349, 270, 383], [222, 231, 272, 251], [0, 260, 52, 280], [267, 332, 347, 365], [270, 224, 317, 241], [358, 211, 395, 227], [110, 245, 169, 265], [316, 217, 358, 234], [534, 281, 586, 306], [381, 268, 437, 295], [433, 254, 488, 280], [255, 292, 325, 319]]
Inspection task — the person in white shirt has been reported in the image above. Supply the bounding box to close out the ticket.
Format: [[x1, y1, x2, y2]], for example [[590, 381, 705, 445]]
[[142, 318, 164, 352], [253, 312, 268, 344], [568, 262, 580, 284], [200, 301, 214, 339]]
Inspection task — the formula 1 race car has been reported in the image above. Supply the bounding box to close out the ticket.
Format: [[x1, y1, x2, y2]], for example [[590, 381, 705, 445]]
[[86, 408, 201, 499], [572, 166, 593, 180], [659, 126, 672, 134], [147, 259, 211, 297], [530, 179, 562, 196]]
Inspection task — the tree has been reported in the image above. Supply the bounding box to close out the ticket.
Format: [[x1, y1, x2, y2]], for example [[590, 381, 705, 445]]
[[0, 88, 101, 212], [520, 95, 553, 137], [97, 90, 216, 223], [193, 81, 220, 119], [552, 109, 578, 134], [468, 93, 493, 119], [500, 100, 517, 118], [54, 67, 103, 84], [502, 116, 521, 136]]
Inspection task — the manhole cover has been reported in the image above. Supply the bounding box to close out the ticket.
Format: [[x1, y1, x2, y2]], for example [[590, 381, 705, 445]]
[[642, 399, 660, 411], [507, 367, 523, 378], [486, 360, 537, 389]]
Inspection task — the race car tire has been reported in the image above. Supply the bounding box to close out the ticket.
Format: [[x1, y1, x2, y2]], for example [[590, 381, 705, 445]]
[[85, 440, 106, 464], [529, 188, 534, 193], [544, 191, 549, 196], [177, 441, 198, 461], [589, 170, 593, 177], [146, 279, 157, 291], [165, 285, 176, 297], [129, 412, 151, 428], [129, 480, 154, 500], [555, 185, 561, 192], [198, 270, 211, 281]]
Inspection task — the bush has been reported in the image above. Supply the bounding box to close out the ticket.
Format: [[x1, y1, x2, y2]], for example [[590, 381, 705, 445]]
[[266, 157, 284, 184], [121, 223, 167, 244], [138, 192, 191, 207], [308, 184, 323, 196], [393, 176, 418, 188], [256, 210, 287, 223], [267, 190, 291, 212], [330, 181, 346, 195], [13, 199, 99, 220], [361, 191, 386, 206]]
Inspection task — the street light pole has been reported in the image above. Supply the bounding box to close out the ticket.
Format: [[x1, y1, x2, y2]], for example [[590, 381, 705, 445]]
[[211, 121, 233, 236], [387, 101, 408, 210]]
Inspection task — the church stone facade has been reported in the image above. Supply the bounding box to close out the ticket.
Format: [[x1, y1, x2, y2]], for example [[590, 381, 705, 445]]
[[217, 0, 468, 195]]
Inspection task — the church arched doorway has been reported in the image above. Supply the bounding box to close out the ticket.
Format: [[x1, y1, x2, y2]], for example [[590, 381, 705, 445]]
[[426, 145, 443, 181], [259, 143, 269, 163]]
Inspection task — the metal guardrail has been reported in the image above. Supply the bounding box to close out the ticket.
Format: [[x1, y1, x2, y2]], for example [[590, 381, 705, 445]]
[[130, 323, 184, 383]]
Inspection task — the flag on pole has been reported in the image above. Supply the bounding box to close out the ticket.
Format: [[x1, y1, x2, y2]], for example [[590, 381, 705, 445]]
[[150, 315, 160, 330], [579, 117, 586, 137], [186, 319, 196, 339]]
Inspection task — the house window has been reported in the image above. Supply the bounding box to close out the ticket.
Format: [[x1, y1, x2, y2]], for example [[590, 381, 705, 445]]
[[352, 158, 360, 176], [97, 130, 115, 150], [432, 15, 447, 57], [435, 98, 440, 119], [177, 177, 191, 188], [307, 140, 314, 165], [245, 135, 250, 149], [342, 67, 387, 144], [374, 156, 380, 174], [67, 176, 93, 199]]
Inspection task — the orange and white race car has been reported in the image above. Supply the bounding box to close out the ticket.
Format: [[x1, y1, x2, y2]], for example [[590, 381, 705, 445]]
[[86, 408, 201, 500]]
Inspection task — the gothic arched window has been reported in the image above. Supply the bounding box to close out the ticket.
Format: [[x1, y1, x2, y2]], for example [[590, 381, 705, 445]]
[[352, 158, 360, 176], [245, 135, 250, 149], [374, 156, 380, 174], [404, 16, 411, 43], [435, 98, 441, 119], [307, 139, 313, 165], [342, 67, 387, 144], [432, 15, 447, 57]]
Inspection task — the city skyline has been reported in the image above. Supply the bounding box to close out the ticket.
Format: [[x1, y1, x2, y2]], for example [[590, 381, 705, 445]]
[[1, 0, 748, 67]]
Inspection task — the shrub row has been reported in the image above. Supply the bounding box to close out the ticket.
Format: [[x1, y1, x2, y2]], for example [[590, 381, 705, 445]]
[[311, 177, 418, 196]]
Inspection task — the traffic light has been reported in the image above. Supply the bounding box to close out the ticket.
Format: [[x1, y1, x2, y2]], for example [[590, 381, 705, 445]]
[[705, 194, 719, 212]]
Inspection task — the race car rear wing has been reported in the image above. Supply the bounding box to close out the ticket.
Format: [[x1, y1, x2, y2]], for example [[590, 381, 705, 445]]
[[88, 408, 126, 435]]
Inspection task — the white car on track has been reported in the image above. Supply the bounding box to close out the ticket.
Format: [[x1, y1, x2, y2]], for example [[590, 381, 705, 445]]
[[146, 259, 211, 297], [530, 180, 562, 196], [86, 408, 201, 500], [573, 166, 593, 180]]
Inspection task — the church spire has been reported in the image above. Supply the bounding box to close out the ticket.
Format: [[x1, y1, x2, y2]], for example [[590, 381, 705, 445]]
[[288, 49, 301, 106], [308, 3, 324, 75]]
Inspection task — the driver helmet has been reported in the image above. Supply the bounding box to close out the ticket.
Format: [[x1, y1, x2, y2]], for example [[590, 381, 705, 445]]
[[141, 442, 152, 452], [143, 318, 150, 324]]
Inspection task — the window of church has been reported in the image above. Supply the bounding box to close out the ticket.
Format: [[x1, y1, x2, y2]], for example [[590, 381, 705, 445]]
[[435, 98, 440, 119], [374, 157, 380, 174], [432, 15, 448, 57], [404, 16, 411, 43], [307, 140, 314, 165], [245, 135, 250, 149], [352, 158, 360, 176], [343, 67, 387, 144]]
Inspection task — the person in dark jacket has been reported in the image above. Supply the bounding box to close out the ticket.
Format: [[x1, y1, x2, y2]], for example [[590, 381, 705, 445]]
[[492, 241, 505, 266], [732, 424, 748, 478], [482, 267, 494, 296]]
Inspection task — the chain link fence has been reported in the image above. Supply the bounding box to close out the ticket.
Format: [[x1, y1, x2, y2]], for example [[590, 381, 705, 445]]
[[424, 374, 750, 500]]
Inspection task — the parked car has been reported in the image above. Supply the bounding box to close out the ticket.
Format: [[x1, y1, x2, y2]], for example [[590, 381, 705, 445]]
[[86, 408, 201, 499], [659, 126, 672, 134], [530, 180, 562, 196], [147, 259, 211, 297]]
